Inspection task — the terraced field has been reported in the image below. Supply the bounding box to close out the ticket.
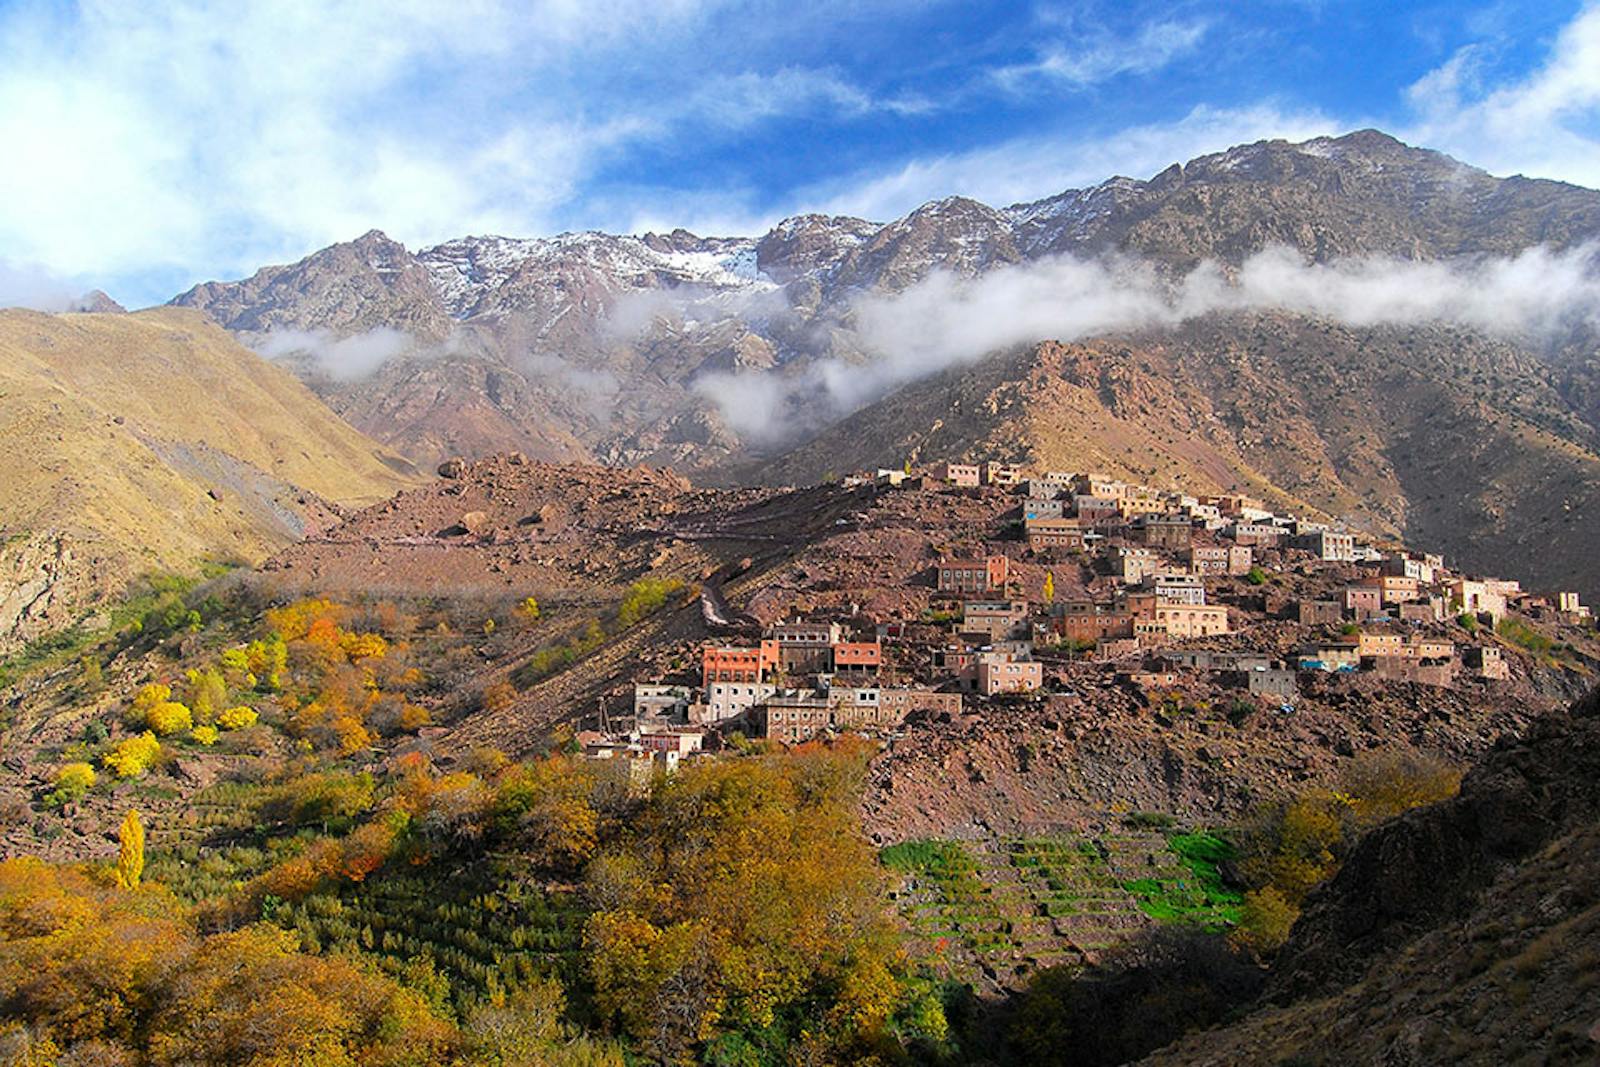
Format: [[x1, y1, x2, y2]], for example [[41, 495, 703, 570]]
[[883, 826, 1242, 995]]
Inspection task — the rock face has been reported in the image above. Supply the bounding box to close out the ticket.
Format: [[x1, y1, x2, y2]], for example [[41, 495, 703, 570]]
[[1271, 685, 1600, 1000], [1143, 687, 1600, 1066]]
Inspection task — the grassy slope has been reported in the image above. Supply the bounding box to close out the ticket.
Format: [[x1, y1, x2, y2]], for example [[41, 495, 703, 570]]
[[0, 307, 418, 646]]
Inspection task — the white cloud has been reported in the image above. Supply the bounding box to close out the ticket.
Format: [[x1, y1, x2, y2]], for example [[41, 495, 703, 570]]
[[0, 259, 114, 312], [695, 241, 1600, 441], [254, 327, 415, 381], [994, 18, 1210, 91], [801, 103, 1341, 221], [0, 0, 886, 303], [1403, 3, 1600, 186]]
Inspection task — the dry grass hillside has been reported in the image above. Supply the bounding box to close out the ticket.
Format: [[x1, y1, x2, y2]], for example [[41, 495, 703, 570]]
[[0, 308, 418, 650]]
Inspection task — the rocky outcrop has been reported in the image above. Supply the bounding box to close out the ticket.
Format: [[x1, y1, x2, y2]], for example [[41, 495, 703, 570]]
[[1269, 686, 1600, 1001]]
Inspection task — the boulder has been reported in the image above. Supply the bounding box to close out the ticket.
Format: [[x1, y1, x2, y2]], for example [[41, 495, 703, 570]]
[[437, 457, 466, 479]]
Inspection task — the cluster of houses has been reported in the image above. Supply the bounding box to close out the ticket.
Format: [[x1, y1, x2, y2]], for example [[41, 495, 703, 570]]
[[577, 461, 1593, 762]]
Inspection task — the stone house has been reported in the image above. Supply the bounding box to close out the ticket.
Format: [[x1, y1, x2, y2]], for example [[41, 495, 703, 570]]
[[1297, 600, 1343, 625], [1239, 668, 1298, 699], [962, 600, 1032, 642], [1153, 603, 1230, 638], [1022, 498, 1067, 521], [1292, 529, 1358, 562], [1135, 514, 1194, 550], [1026, 517, 1085, 551], [937, 556, 1011, 595], [1225, 522, 1283, 547], [971, 651, 1044, 695], [980, 461, 1023, 486], [1463, 645, 1510, 680]]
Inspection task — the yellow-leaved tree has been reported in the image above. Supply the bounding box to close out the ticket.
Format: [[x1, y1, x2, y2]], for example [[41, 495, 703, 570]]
[[1043, 571, 1056, 603], [116, 809, 145, 890]]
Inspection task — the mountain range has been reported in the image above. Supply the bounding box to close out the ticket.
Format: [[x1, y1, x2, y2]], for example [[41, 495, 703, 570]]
[[161, 128, 1600, 600]]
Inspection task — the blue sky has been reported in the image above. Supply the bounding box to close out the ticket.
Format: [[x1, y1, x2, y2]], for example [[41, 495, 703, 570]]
[[1, 0, 1598, 307]]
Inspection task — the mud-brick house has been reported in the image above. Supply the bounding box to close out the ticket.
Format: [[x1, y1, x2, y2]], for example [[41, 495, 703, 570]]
[[930, 461, 980, 487], [1291, 529, 1358, 562], [1149, 573, 1207, 606], [1134, 514, 1195, 550], [1557, 591, 1593, 623], [831, 640, 883, 674], [980, 461, 1022, 487], [1343, 585, 1384, 620], [1298, 639, 1360, 671], [961, 600, 1032, 642], [1152, 603, 1230, 638], [1025, 517, 1085, 551], [1358, 573, 1421, 604], [1187, 544, 1252, 576], [969, 650, 1044, 695], [1051, 600, 1135, 642], [702, 641, 779, 687], [1463, 645, 1510, 680], [937, 555, 1011, 595], [1449, 578, 1508, 624], [1073, 495, 1122, 526]]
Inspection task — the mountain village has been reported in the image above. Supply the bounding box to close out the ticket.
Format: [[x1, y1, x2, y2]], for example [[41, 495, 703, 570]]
[[583, 460, 1593, 769]]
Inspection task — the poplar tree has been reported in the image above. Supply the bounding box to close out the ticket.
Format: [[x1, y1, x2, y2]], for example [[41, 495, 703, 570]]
[[116, 809, 145, 890]]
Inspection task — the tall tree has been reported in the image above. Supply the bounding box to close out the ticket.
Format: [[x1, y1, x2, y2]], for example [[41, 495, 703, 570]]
[[116, 809, 145, 889]]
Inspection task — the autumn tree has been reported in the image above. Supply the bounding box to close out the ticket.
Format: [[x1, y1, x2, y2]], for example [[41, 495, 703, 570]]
[[116, 810, 144, 890], [1043, 570, 1056, 603]]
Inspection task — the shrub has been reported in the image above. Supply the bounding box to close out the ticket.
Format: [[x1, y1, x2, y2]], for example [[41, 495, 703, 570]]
[[48, 762, 97, 806], [217, 705, 259, 730], [145, 701, 194, 736], [1244, 566, 1267, 586], [191, 726, 220, 746], [104, 733, 162, 779]]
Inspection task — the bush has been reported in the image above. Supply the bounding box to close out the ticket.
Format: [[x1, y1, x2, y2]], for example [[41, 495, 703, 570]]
[[47, 762, 97, 806], [145, 701, 194, 736], [190, 726, 220, 746], [217, 705, 259, 731], [104, 733, 162, 779]]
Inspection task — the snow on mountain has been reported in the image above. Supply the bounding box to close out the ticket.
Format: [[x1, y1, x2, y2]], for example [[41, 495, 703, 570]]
[[419, 232, 775, 319]]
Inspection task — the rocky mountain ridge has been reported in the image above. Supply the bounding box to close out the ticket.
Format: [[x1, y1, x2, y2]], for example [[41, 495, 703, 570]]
[[165, 129, 1600, 601]]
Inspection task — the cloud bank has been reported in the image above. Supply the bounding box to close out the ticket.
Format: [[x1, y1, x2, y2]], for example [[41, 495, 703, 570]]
[[254, 327, 415, 381], [693, 242, 1600, 440]]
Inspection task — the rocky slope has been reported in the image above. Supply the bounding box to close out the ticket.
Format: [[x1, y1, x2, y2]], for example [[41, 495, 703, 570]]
[[752, 316, 1600, 601], [0, 308, 418, 650], [1143, 687, 1600, 1065]]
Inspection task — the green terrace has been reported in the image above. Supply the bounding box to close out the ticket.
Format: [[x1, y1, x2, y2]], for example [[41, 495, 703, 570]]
[[882, 827, 1243, 992]]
